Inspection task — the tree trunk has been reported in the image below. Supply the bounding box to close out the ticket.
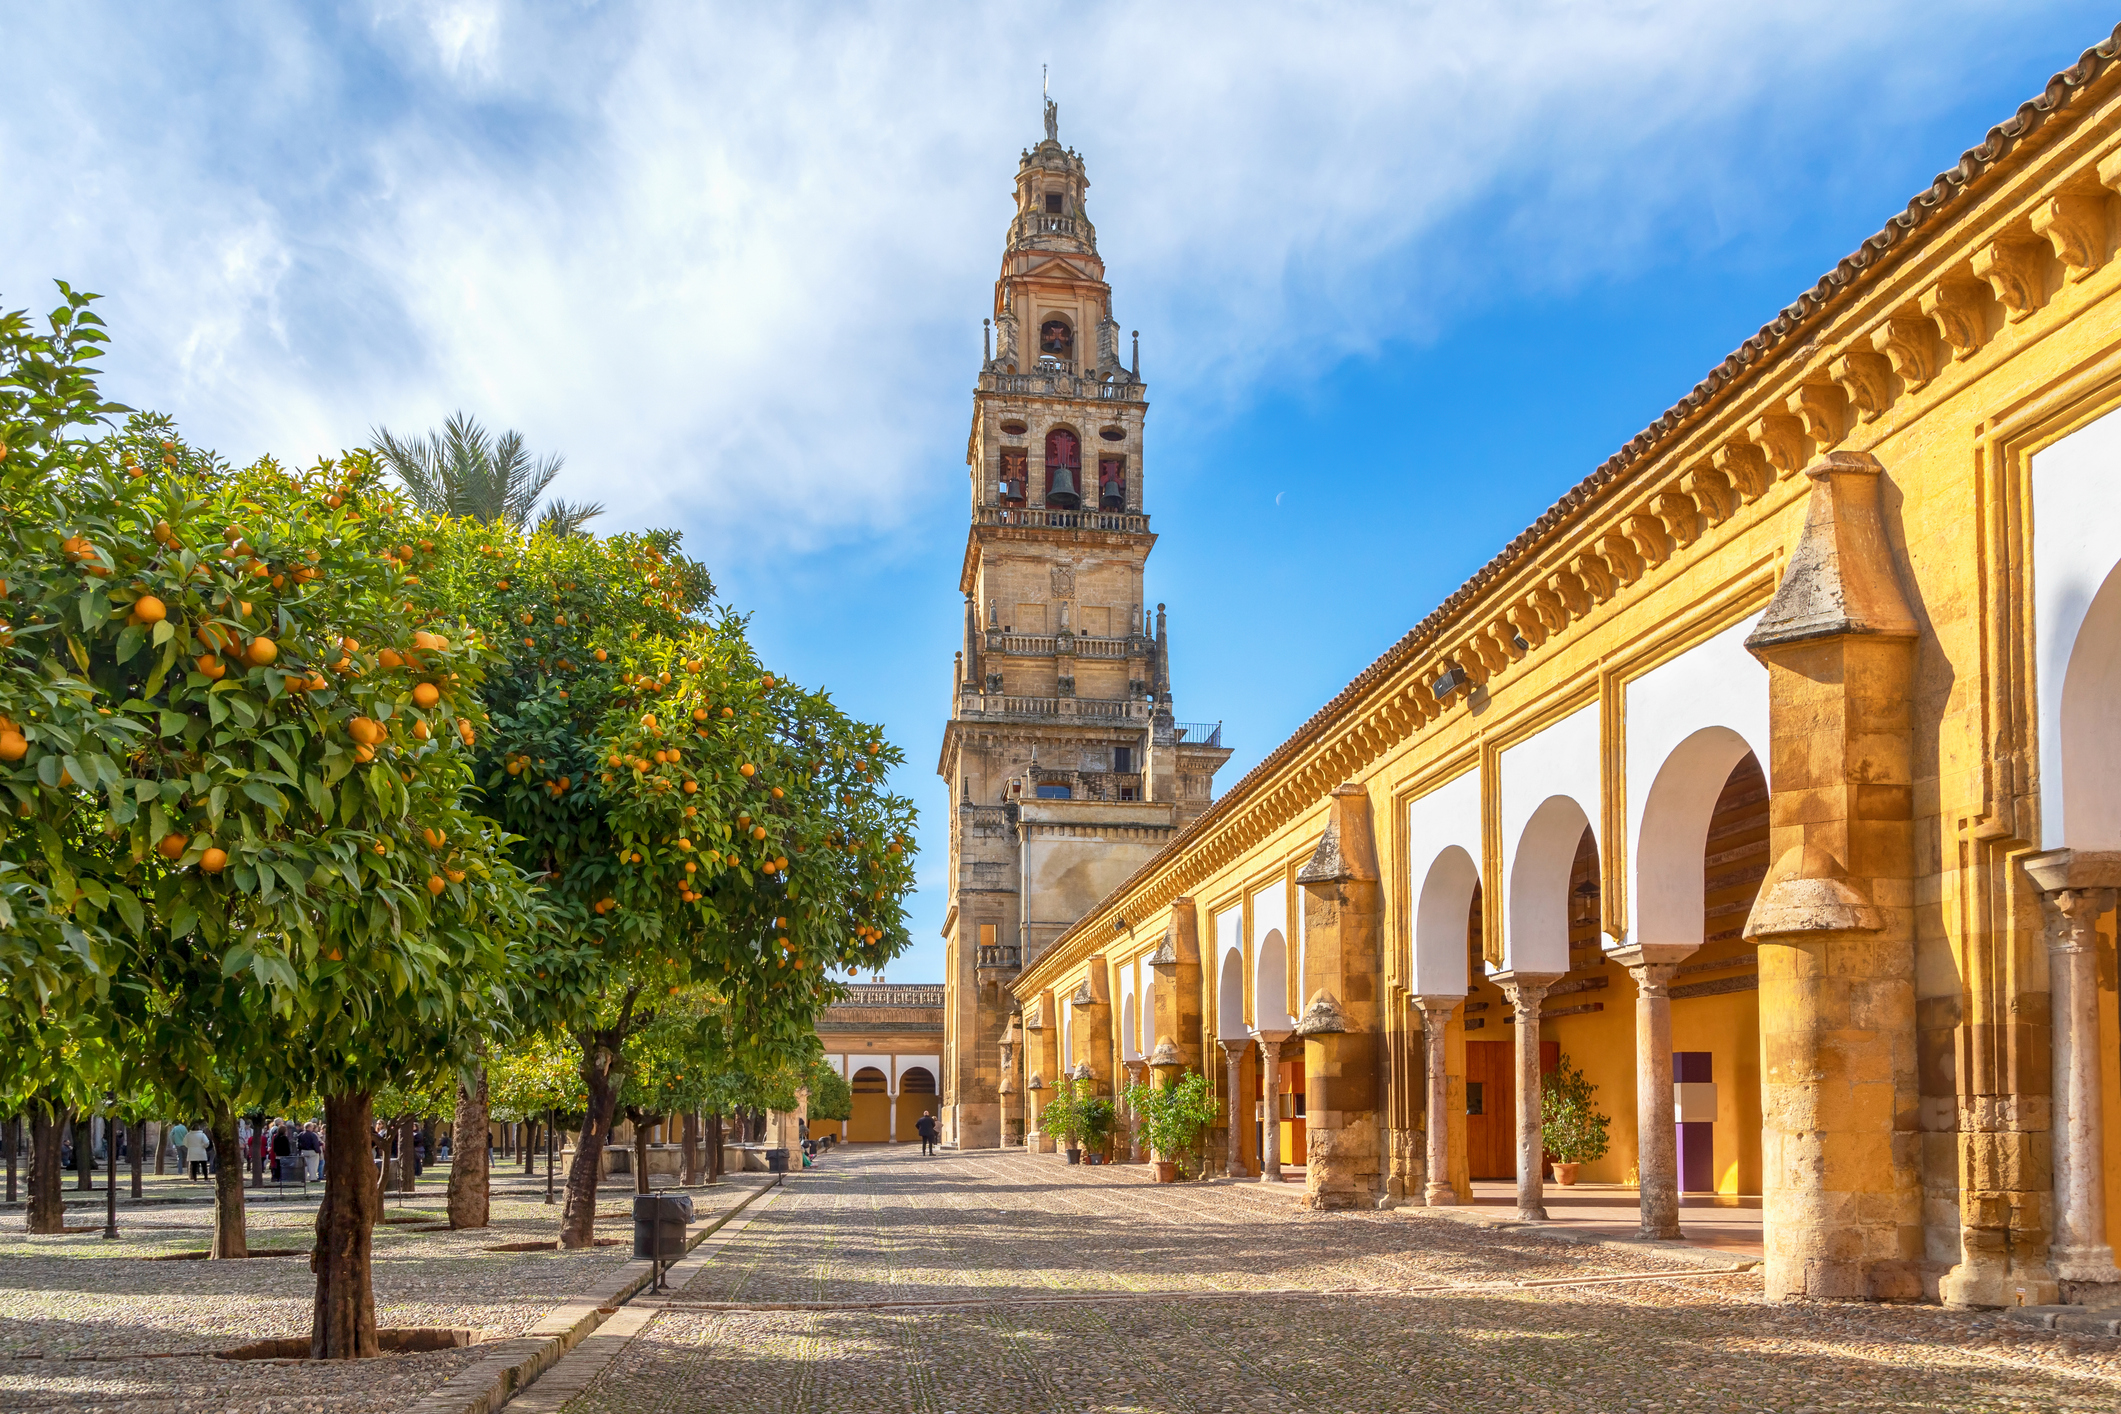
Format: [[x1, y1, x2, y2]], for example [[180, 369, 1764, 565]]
[[397, 1114, 418, 1193], [709, 1112, 723, 1182], [447, 1067, 489, 1229], [312, 1091, 380, 1359], [558, 1045, 623, 1249], [71, 1112, 91, 1189], [26, 1105, 65, 1233], [5, 1115, 17, 1204], [208, 1102, 248, 1258], [521, 1118, 534, 1175], [681, 1111, 698, 1185], [153, 1119, 166, 1176], [249, 1117, 266, 1189], [628, 1109, 656, 1195], [129, 1120, 145, 1198]]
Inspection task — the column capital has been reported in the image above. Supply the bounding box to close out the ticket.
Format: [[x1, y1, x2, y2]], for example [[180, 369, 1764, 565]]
[[2043, 885, 2117, 955], [2022, 846, 2121, 895], [1411, 993, 1466, 1019], [1217, 1036, 1253, 1060], [1607, 943, 1689, 994], [1490, 969, 1561, 1010]]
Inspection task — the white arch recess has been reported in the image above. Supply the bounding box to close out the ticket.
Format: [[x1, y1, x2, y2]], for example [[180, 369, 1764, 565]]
[[1251, 879, 1292, 1030], [1407, 769, 1483, 996], [2033, 408, 2121, 849], [1498, 701, 1600, 974], [1218, 948, 1248, 1040], [1623, 617, 1768, 947], [1120, 991, 1140, 1063], [1214, 907, 1243, 1035]]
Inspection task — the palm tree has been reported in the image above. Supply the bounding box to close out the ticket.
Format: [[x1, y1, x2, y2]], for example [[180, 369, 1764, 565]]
[[370, 411, 604, 536]]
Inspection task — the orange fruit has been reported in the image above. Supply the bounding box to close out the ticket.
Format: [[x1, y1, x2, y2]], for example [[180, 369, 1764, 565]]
[[341, 637, 360, 653], [770, 787, 783, 800], [132, 595, 167, 624], [422, 827, 446, 849], [157, 833, 188, 861], [593, 648, 607, 662], [412, 721, 431, 740], [411, 683, 440, 708], [752, 825, 767, 841], [354, 744, 376, 763], [0, 731, 24, 762], [739, 763, 755, 778], [378, 649, 402, 669], [721, 707, 734, 718], [246, 637, 278, 666], [427, 874, 446, 895], [348, 717, 382, 745], [200, 847, 228, 874]]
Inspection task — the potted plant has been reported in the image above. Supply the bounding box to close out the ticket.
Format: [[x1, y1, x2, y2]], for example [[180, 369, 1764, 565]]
[[1123, 1073, 1220, 1181], [1539, 1054, 1610, 1185], [1041, 1076, 1084, 1163], [1079, 1096, 1116, 1164]]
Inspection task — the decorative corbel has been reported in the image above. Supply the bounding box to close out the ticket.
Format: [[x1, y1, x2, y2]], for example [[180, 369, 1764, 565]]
[[1745, 412, 1808, 476], [1568, 550, 1617, 603], [1547, 568, 1592, 620], [1680, 464, 1738, 525], [1786, 381, 1848, 449], [1487, 614, 1529, 661], [2029, 192, 2109, 281], [1828, 350, 1893, 423], [1970, 239, 2046, 321], [1623, 510, 1673, 569], [1651, 488, 1703, 548], [1597, 529, 1645, 586], [1527, 584, 1569, 635], [1506, 598, 1549, 650], [1869, 315, 1939, 391], [1711, 441, 1773, 502], [1920, 277, 1991, 358]]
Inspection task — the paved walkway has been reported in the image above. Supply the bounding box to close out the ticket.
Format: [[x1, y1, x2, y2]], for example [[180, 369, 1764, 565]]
[[1461, 1179, 1764, 1256], [546, 1145, 2118, 1414]]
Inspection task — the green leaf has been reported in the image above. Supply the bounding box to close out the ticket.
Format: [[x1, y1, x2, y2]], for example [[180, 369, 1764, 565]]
[[151, 618, 175, 646], [115, 622, 147, 665], [241, 779, 287, 815]]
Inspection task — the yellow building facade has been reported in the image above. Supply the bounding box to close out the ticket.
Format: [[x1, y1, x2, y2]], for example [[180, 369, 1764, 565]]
[[1003, 34, 2121, 1309]]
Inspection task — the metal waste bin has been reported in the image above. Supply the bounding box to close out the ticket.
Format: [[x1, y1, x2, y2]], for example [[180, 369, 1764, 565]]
[[631, 1193, 694, 1263], [766, 1148, 790, 1174]]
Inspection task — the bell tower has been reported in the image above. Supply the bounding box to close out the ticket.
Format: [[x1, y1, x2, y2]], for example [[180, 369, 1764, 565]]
[[937, 98, 1232, 1149]]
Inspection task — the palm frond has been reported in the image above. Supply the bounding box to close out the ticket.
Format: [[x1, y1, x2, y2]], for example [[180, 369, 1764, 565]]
[[534, 498, 605, 538], [371, 410, 584, 533]]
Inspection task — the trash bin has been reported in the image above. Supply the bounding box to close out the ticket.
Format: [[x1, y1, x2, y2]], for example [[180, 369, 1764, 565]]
[[631, 1193, 694, 1262], [766, 1147, 789, 1174]]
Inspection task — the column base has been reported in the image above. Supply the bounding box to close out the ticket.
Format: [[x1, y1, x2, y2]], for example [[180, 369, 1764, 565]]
[[1633, 1221, 1682, 1242], [1940, 1257, 2058, 1310], [1516, 1205, 1548, 1222], [1423, 1183, 1456, 1206], [2052, 1244, 2121, 1287]]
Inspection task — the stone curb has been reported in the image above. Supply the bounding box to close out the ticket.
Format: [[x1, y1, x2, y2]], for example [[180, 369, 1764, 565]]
[[498, 1185, 786, 1412], [400, 1175, 782, 1414], [2004, 1303, 2121, 1335]]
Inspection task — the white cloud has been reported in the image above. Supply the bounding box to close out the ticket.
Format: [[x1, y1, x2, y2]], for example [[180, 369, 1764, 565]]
[[0, 1, 2092, 559]]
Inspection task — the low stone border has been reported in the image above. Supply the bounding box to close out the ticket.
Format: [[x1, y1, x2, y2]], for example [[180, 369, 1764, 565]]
[[2006, 1304, 2121, 1335], [399, 1175, 781, 1414], [1404, 1203, 1764, 1273], [498, 1183, 785, 1413]]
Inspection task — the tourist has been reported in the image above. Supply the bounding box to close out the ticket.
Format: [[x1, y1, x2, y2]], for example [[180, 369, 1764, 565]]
[[915, 1111, 938, 1157], [184, 1125, 210, 1181], [299, 1123, 323, 1181], [167, 1120, 188, 1169]]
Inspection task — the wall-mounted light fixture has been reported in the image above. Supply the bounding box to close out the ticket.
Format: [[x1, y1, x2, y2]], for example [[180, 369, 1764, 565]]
[[1431, 665, 1470, 702]]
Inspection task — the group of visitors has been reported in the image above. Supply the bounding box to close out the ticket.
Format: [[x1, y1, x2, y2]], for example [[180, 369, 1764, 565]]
[[161, 1118, 325, 1182]]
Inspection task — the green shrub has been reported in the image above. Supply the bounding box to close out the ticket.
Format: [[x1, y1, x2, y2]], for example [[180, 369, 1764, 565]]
[[1123, 1073, 1220, 1175], [1540, 1055, 1611, 1165]]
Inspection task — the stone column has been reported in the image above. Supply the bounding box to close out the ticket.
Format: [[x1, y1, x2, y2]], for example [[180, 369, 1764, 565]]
[[1220, 1039, 1252, 1178], [1413, 995, 1460, 1206], [997, 1016, 1021, 1148], [1254, 1031, 1289, 1184], [1493, 970, 1558, 1221], [2024, 850, 2121, 1294], [1611, 945, 1690, 1241], [1294, 784, 1386, 1210], [1743, 451, 1922, 1302]]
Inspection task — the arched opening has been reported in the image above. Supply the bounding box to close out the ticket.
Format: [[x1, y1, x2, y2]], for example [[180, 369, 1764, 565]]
[[1635, 726, 1761, 947], [999, 446, 1028, 506], [1506, 796, 1596, 975], [848, 1066, 890, 1143], [1412, 846, 1478, 997], [895, 1066, 939, 1141], [1039, 317, 1073, 362], [1254, 929, 1292, 1030], [1120, 992, 1140, 1063], [2059, 558, 2121, 848], [1217, 949, 1247, 1040], [1044, 428, 1082, 509], [1098, 455, 1126, 511]]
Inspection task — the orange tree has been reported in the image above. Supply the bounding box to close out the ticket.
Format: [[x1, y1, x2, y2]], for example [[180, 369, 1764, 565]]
[[0, 288, 539, 1355], [418, 516, 916, 1245]]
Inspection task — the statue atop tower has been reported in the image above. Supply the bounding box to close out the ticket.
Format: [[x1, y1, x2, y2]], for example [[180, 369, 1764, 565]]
[[935, 112, 1232, 1150]]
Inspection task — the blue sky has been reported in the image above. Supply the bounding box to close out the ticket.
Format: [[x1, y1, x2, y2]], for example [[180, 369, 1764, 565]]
[[3, 2, 2115, 981]]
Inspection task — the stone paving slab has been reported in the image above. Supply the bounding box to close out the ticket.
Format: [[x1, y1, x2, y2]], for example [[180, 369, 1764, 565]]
[[551, 1145, 2121, 1414], [0, 1173, 773, 1413]]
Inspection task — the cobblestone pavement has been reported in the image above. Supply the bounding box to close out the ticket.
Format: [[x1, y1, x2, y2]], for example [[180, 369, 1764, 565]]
[[0, 1169, 751, 1413], [558, 1146, 2121, 1414]]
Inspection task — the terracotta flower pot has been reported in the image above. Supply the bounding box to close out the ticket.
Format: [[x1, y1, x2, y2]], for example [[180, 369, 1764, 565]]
[[1153, 1161, 1178, 1183], [1552, 1161, 1580, 1186]]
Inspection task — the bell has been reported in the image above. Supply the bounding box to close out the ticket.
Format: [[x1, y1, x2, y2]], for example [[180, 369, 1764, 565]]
[[1045, 461, 1080, 509]]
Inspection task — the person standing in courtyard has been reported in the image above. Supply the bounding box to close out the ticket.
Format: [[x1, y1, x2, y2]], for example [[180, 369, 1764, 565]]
[[184, 1124, 209, 1181], [915, 1111, 937, 1157], [299, 1122, 323, 1181]]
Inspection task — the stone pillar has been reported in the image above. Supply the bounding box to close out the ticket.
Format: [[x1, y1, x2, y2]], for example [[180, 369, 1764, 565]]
[[1294, 783, 1386, 1210], [1220, 1039, 1252, 1178], [1494, 971, 1559, 1221], [1414, 995, 1460, 1206], [1152, 900, 1206, 1076], [1611, 945, 1690, 1241], [997, 1015, 1021, 1148], [1123, 1061, 1147, 1162], [1254, 1031, 1288, 1184], [2023, 850, 2121, 1296], [1742, 450, 1922, 1302]]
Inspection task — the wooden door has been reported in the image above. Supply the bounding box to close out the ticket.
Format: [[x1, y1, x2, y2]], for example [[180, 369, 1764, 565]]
[[1465, 1040, 1512, 1179]]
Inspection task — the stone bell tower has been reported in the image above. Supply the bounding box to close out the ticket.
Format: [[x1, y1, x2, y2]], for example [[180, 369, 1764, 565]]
[[937, 96, 1232, 1150]]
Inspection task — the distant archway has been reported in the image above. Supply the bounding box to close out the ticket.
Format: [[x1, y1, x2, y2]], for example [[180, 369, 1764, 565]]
[[895, 1066, 939, 1139], [848, 1066, 890, 1143], [1255, 928, 1293, 1031]]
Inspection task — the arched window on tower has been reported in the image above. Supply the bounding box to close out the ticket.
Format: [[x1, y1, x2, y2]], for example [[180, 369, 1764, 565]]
[[1098, 456, 1126, 511], [1045, 429, 1081, 510], [999, 448, 1027, 506], [1039, 319, 1073, 364]]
